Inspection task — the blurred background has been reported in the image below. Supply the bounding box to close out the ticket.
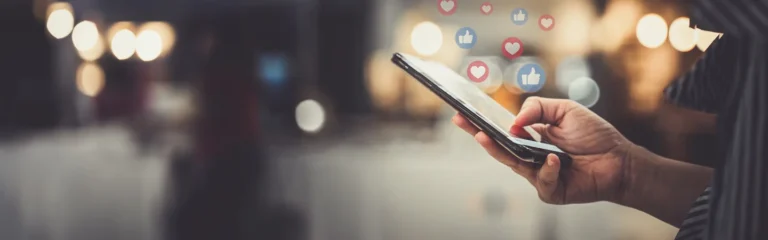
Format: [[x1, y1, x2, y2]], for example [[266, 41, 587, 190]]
[[0, 0, 724, 239]]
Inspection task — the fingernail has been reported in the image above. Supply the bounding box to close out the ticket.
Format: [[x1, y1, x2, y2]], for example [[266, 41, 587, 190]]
[[548, 159, 554, 166]]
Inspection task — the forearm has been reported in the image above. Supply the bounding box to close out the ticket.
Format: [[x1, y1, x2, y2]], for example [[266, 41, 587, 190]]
[[617, 144, 713, 228]]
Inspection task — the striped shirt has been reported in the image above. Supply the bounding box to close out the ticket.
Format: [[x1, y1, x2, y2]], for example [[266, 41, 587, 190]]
[[664, 1, 768, 239]]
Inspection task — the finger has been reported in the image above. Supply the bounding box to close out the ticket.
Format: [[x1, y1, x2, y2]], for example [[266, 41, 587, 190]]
[[474, 132, 536, 180], [452, 114, 480, 135], [514, 97, 572, 127], [536, 154, 561, 203], [509, 125, 531, 138], [510, 123, 550, 141]]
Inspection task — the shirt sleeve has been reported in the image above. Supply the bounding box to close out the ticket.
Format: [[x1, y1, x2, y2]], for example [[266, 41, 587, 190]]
[[675, 187, 712, 240], [689, 0, 768, 38], [663, 36, 737, 114]]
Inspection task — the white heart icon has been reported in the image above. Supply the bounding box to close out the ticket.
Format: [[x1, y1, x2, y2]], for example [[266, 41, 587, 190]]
[[540, 18, 553, 28], [481, 5, 492, 13], [440, 0, 455, 12], [504, 42, 521, 55], [470, 66, 487, 78]]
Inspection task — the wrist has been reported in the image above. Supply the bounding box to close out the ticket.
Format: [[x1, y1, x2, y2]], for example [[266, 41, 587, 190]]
[[614, 144, 658, 208]]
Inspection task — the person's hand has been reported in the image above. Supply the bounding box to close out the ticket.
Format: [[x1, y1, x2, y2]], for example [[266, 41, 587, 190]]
[[452, 97, 634, 205]]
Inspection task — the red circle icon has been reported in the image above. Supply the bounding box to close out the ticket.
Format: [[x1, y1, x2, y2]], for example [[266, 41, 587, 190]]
[[539, 14, 555, 31], [466, 60, 490, 82], [501, 37, 524, 60], [480, 2, 493, 15], [437, 0, 457, 16]]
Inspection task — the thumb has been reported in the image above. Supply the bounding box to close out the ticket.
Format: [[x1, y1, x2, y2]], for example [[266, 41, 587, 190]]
[[465, 30, 471, 36], [528, 68, 537, 75], [536, 154, 561, 204]]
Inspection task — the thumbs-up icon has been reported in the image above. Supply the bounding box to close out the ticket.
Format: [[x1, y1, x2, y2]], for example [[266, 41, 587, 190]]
[[455, 27, 478, 49], [511, 8, 528, 25], [521, 67, 540, 85], [517, 63, 546, 92], [458, 30, 474, 44]]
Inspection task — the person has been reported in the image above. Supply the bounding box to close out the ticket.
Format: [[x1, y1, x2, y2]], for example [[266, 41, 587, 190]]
[[454, 2, 768, 239]]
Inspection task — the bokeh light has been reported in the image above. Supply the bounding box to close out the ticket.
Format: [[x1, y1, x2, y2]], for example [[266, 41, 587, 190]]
[[593, 0, 642, 53], [695, 28, 722, 51], [111, 29, 136, 60], [138, 22, 176, 55], [668, 17, 696, 52], [550, 0, 594, 54], [77, 36, 105, 61], [636, 14, 668, 48], [410, 21, 443, 56], [76, 62, 105, 97], [135, 29, 163, 61], [365, 50, 404, 111], [72, 21, 100, 52], [556, 56, 591, 95], [296, 99, 326, 134], [46, 2, 74, 39], [568, 77, 600, 108]]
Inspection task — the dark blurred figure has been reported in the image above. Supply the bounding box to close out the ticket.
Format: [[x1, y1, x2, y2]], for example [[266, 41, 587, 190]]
[[165, 8, 305, 240], [0, 1, 58, 137]]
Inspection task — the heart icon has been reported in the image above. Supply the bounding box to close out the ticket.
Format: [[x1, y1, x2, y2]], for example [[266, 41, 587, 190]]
[[471, 66, 486, 78], [467, 60, 490, 82], [501, 37, 523, 60], [541, 18, 553, 28], [538, 15, 555, 31], [438, 0, 457, 15], [505, 42, 520, 55], [481, 2, 493, 15]]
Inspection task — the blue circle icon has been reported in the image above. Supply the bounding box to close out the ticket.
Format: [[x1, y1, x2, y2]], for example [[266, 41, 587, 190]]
[[455, 27, 478, 49], [517, 63, 546, 93], [511, 8, 528, 25]]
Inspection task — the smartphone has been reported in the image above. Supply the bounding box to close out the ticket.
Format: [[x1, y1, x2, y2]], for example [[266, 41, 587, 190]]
[[391, 53, 572, 167]]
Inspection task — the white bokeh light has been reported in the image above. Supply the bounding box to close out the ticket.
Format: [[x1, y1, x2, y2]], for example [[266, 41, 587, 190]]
[[568, 77, 600, 108], [136, 29, 163, 61], [77, 36, 105, 61], [76, 62, 105, 97], [139, 22, 176, 55], [72, 21, 100, 52], [556, 56, 591, 95], [636, 14, 668, 48], [410, 21, 443, 56], [46, 3, 74, 39], [296, 99, 326, 134], [668, 17, 697, 52], [111, 29, 136, 60]]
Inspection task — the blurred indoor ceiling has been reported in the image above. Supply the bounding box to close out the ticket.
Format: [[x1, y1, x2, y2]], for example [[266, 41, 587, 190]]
[[31, 0, 369, 23]]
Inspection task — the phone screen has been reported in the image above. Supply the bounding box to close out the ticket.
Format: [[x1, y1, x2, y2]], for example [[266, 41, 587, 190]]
[[395, 53, 570, 161], [402, 55, 522, 135]]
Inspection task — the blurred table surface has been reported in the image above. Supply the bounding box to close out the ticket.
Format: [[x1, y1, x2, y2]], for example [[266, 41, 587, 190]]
[[0, 116, 677, 240]]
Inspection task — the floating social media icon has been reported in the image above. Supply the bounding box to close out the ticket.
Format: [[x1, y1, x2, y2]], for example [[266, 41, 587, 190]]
[[464, 57, 503, 93], [455, 27, 478, 49], [511, 8, 528, 25], [501, 37, 523, 60], [539, 14, 555, 31], [480, 2, 493, 15], [438, 0, 457, 16], [466, 60, 490, 82], [517, 63, 546, 93]]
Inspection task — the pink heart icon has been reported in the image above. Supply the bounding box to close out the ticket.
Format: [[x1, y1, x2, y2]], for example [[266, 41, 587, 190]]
[[467, 60, 490, 82], [501, 37, 524, 60], [438, 0, 457, 16], [480, 2, 493, 15], [539, 14, 555, 31]]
